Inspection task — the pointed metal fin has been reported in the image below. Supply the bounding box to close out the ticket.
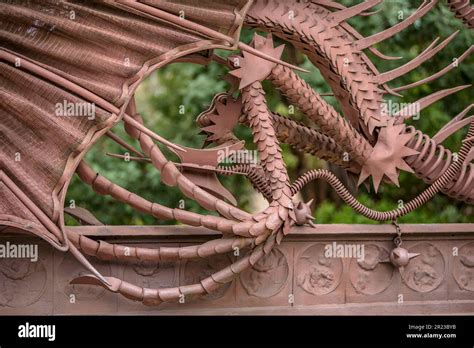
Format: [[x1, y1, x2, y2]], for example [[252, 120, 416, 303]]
[[340, 22, 402, 60], [436, 104, 473, 135], [68, 243, 110, 287], [237, 42, 309, 73], [106, 153, 250, 182], [394, 85, 471, 119], [115, 0, 307, 74], [408, 253, 420, 260], [375, 31, 459, 85], [419, 36, 441, 55], [360, 8, 383, 16], [123, 114, 186, 152], [354, 0, 438, 51], [106, 131, 144, 158], [391, 46, 473, 93], [315, 0, 381, 16], [383, 83, 404, 97], [374, 37, 439, 92], [328, 0, 383, 27], [433, 104, 474, 143], [64, 207, 104, 226], [106, 152, 151, 163], [433, 116, 474, 144], [313, 0, 346, 11]]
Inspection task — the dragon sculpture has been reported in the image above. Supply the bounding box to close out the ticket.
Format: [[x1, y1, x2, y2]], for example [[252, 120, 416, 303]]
[[0, 0, 473, 305]]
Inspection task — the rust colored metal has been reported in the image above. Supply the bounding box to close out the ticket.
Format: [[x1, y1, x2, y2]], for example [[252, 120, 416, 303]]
[[0, 0, 473, 307], [447, 0, 474, 29], [2, 223, 474, 315]]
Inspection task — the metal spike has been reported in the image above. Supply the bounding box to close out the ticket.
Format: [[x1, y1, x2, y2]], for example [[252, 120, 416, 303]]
[[327, 0, 383, 27], [418, 36, 441, 55], [391, 46, 473, 93], [106, 131, 144, 158], [436, 104, 473, 135], [340, 22, 402, 60], [106, 153, 253, 177], [354, 0, 438, 51], [237, 42, 309, 73], [408, 253, 420, 260], [312, 0, 347, 11], [315, 0, 382, 16], [383, 83, 404, 97], [106, 152, 151, 162], [433, 116, 474, 144], [68, 243, 111, 286], [116, 0, 308, 74], [394, 85, 471, 119], [64, 207, 104, 226], [123, 114, 186, 152], [375, 31, 459, 85], [360, 8, 383, 17]]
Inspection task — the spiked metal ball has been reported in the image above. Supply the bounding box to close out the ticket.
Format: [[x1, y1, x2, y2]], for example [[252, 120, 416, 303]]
[[389, 247, 419, 268], [293, 200, 316, 227]]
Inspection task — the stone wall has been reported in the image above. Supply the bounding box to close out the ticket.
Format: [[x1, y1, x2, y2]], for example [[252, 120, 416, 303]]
[[0, 224, 473, 315]]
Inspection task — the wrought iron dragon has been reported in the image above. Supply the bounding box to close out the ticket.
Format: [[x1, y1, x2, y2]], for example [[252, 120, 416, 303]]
[[0, 0, 473, 305]]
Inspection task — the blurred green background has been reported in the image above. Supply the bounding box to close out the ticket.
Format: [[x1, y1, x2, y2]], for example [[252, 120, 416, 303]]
[[66, 1, 473, 226]]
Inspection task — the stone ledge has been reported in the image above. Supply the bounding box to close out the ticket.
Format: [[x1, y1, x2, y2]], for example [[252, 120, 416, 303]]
[[0, 224, 473, 315]]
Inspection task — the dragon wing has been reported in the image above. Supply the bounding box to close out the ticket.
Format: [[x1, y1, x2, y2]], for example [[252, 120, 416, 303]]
[[0, 0, 250, 249]]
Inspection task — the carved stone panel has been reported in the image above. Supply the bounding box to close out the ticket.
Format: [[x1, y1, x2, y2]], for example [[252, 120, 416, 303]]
[[0, 256, 47, 307], [449, 241, 474, 301], [0, 238, 53, 315], [294, 242, 345, 305], [400, 242, 448, 301], [237, 245, 292, 307], [53, 251, 117, 314], [453, 242, 474, 291], [350, 244, 393, 295], [179, 252, 236, 308], [117, 243, 179, 313], [0, 225, 473, 315]]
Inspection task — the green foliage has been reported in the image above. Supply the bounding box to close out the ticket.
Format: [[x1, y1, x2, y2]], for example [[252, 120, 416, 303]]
[[66, 2, 473, 225]]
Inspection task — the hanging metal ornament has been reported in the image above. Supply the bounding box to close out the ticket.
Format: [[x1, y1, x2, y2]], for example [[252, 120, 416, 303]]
[[388, 220, 419, 272]]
